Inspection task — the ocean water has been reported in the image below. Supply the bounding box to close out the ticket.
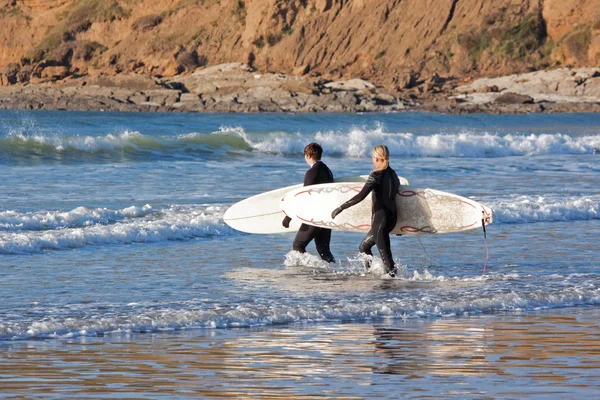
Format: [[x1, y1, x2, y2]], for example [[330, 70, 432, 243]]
[[0, 110, 599, 398]]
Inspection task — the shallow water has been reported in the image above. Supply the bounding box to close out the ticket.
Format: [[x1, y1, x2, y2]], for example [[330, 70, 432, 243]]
[[1, 308, 599, 398], [0, 110, 598, 397]]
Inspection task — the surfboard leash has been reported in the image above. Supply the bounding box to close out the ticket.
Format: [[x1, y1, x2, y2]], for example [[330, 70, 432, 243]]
[[482, 213, 489, 276], [416, 235, 433, 267]]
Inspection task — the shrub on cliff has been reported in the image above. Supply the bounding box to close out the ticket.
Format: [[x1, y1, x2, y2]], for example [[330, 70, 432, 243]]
[[132, 14, 163, 31], [563, 25, 592, 63], [457, 12, 548, 66], [30, 0, 129, 63]]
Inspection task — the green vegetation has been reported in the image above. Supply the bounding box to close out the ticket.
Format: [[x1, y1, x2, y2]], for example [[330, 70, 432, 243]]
[[231, 0, 246, 25], [0, 5, 32, 22], [282, 24, 294, 36], [457, 29, 492, 62], [66, 0, 130, 27], [74, 41, 107, 60], [497, 13, 546, 60], [457, 12, 547, 62], [175, 0, 206, 9], [375, 50, 386, 60], [564, 25, 592, 61], [30, 0, 130, 63], [149, 33, 183, 52], [266, 33, 281, 46], [253, 36, 265, 49], [539, 39, 556, 60]]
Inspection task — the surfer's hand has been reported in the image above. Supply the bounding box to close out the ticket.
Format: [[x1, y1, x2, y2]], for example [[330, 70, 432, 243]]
[[331, 207, 343, 219], [282, 216, 292, 228]]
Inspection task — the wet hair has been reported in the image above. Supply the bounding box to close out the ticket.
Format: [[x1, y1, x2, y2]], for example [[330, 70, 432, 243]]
[[371, 145, 390, 171], [304, 142, 323, 160]]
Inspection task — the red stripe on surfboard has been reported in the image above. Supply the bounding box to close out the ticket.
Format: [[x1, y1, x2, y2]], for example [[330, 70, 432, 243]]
[[399, 190, 417, 197], [296, 215, 370, 230], [294, 186, 363, 198], [294, 189, 312, 197]]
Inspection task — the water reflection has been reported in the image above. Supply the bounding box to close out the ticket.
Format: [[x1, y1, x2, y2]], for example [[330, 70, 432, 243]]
[[0, 307, 599, 398]]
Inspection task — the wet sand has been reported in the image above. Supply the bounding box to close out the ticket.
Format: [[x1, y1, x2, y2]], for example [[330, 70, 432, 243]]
[[1, 306, 599, 399]]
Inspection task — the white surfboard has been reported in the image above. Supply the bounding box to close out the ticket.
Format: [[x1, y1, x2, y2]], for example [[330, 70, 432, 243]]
[[223, 176, 410, 234], [280, 182, 493, 235]]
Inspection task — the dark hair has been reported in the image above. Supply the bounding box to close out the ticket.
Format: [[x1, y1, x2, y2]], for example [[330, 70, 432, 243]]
[[304, 142, 323, 160]]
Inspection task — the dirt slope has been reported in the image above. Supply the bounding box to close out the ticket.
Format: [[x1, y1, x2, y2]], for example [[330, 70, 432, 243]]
[[1, 0, 599, 88]]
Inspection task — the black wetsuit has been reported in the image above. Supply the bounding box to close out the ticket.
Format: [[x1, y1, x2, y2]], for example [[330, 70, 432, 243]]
[[338, 166, 399, 274], [292, 161, 335, 262]]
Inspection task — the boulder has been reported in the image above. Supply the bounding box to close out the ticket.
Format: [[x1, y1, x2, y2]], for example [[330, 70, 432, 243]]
[[395, 72, 419, 90], [324, 79, 376, 92], [128, 93, 149, 104], [495, 92, 535, 104], [40, 66, 70, 81], [179, 93, 202, 104]]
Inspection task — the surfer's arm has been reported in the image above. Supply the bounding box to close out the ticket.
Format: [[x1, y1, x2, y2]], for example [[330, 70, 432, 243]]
[[341, 184, 373, 209], [331, 174, 378, 218]]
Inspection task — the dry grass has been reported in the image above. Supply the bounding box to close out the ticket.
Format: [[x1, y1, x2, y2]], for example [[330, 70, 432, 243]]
[[564, 25, 592, 61], [30, 0, 130, 63], [132, 14, 163, 31]]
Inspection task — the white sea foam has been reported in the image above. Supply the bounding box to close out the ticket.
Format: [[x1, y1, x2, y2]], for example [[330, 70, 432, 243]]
[[217, 125, 600, 158], [5, 130, 149, 152], [0, 204, 233, 254], [0, 205, 154, 231], [4, 126, 599, 159], [1, 278, 598, 340], [487, 194, 600, 224], [1, 193, 596, 254]]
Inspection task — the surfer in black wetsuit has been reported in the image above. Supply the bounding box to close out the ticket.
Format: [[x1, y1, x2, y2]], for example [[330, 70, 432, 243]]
[[331, 145, 399, 276], [282, 142, 336, 263]]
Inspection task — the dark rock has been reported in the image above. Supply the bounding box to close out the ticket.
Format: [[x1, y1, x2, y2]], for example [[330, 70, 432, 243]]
[[372, 93, 396, 105], [161, 81, 188, 91], [495, 92, 534, 104], [483, 85, 499, 92], [395, 71, 419, 90]]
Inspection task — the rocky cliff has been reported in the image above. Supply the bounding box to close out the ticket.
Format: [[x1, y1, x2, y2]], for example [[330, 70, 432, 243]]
[[1, 0, 599, 89]]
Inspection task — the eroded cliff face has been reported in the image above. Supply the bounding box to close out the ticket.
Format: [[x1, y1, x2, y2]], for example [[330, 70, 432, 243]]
[[1, 0, 599, 87]]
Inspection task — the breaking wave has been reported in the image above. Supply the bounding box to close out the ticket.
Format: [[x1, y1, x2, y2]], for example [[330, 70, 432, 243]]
[[0, 204, 234, 254], [1, 126, 598, 163]]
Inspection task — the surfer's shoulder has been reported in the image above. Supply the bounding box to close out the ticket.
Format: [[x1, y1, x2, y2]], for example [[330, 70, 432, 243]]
[[366, 171, 382, 186]]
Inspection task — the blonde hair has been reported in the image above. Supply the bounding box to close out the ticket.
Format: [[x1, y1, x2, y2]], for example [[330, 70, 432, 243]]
[[371, 145, 390, 171]]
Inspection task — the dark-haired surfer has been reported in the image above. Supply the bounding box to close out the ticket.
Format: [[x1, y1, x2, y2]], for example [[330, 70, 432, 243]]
[[283, 142, 335, 263]]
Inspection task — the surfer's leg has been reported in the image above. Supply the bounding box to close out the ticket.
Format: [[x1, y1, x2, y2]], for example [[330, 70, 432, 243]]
[[373, 212, 396, 277], [376, 234, 395, 277], [314, 228, 335, 263], [292, 223, 317, 253], [359, 230, 376, 271]]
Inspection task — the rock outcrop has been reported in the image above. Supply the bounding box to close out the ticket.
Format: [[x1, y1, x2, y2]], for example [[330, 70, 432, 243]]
[[0, 63, 411, 112], [453, 68, 600, 104]]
